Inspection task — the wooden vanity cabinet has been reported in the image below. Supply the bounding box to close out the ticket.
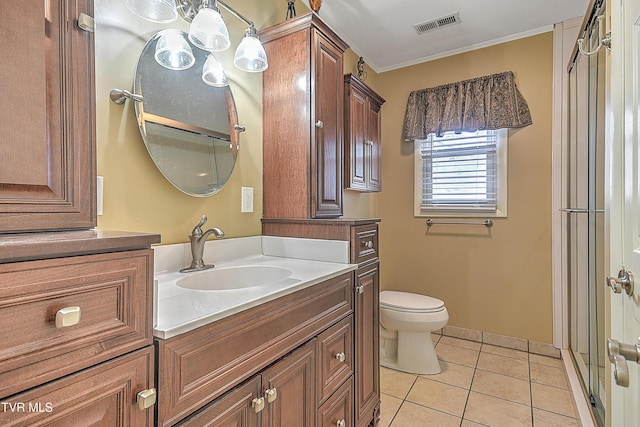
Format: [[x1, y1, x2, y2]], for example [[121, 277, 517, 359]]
[[155, 272, 353, 426], [260, 13, 348, 219], [262, 218, 382, 427], [175, 340, 317, 427], [1, 0, 96, 233], [0, 231, 160, 426], [344, 74, 385, 192]]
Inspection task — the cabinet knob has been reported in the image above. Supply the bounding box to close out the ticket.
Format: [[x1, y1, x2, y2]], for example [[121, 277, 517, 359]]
[[252, 397, 265, 413], [335, 352, 346, 363], [315, 120, 324, 128], [55, 306, 81, 328], [356, 285, 365, 294], [264, 387, 278, 403], [365, 140, 374, 146], [136, 388, 156, 410], [336, 420, 346, 427]]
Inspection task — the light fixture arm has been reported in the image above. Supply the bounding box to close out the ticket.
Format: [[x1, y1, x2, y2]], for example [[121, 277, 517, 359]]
[[577, 15, 611, 57], [176, 0, 254, 27]]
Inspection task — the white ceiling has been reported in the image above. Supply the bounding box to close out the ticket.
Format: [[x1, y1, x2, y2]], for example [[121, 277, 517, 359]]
[[300, 0, 589, 72]]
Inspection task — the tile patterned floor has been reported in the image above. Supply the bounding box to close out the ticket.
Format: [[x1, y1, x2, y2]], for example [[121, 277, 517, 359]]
[[380, 335, 582, 427]]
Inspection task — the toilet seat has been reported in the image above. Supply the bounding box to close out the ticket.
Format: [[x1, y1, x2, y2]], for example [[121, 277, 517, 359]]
[[380, 290, 444, 313]]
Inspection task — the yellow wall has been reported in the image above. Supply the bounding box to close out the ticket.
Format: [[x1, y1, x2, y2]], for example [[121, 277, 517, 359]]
[[95, 2, 554, 342], [375, 33, 554, 343], [94, 0, 294, 244]]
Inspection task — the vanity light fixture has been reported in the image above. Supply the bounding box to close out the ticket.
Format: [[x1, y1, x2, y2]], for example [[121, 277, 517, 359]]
[[234, 25, 268, 72], [154, 29, 195, 70], [202, 54, 229, 86], [125, 0, 178, 23], [187, 0, 230, 51], [138, 0, 268, 72], [178, 0, 268, 72]]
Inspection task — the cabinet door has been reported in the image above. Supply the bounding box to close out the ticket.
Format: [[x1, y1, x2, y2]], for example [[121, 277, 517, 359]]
[[175, 376, 261, 427], [0, 347, 154, 427], [345, 84, 368, 190], [0, 0, 95, 233], [366, 102, 382, 192], [312, 30, 343, 218], [263, 340, 317, 427], [354, 263, 380, 427]]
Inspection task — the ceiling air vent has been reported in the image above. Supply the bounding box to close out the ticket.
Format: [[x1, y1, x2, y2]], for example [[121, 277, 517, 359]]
[[414, 12, 461, 35]]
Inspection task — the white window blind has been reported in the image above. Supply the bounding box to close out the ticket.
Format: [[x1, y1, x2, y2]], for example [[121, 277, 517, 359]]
[[419, 130, 499, 211]]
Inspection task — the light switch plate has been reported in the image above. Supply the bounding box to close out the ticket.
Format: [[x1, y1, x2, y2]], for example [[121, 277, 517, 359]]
[[97, 176, 103, 216], [241, 187, 254, 213]]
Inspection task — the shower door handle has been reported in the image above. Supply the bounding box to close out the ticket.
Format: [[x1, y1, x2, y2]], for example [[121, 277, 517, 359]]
[[606, 269, 634, 296], [607, 338, 640, 387]]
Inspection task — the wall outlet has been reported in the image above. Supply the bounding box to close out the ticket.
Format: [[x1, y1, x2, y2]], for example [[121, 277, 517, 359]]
[[241, 187, 254, 213]]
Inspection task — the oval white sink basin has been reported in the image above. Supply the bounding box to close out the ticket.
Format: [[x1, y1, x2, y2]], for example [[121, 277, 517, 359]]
[[176, 265, 293, 291]]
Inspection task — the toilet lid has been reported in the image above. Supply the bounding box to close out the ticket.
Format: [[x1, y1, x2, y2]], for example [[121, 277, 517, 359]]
[[380, 290, 445, 313]]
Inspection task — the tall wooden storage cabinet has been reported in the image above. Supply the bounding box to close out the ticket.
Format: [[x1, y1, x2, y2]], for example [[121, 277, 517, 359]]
[[0, 0, 95, 233], [261, 13, 348, 219]]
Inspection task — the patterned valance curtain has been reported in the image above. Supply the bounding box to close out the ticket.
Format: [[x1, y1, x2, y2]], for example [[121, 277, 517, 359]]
[[401, 71, 532, 140]]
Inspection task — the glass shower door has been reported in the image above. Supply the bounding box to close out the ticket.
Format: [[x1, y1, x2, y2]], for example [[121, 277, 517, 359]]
[[566, 3, 606, 424]]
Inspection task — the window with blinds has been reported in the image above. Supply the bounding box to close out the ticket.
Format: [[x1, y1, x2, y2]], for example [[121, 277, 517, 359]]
[[414, 129, 508, 216]]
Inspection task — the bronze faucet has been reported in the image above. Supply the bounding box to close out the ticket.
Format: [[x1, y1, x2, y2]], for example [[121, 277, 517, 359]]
[[180, 215, 225, 273]]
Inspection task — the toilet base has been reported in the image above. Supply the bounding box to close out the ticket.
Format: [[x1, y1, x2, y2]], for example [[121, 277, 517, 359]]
[[380, 331, 441, 375]]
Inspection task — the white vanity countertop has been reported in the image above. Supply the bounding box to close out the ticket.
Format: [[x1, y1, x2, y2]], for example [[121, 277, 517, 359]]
[[153, 236, 355, 339]]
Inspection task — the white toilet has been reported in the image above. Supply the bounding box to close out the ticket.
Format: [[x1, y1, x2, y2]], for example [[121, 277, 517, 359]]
[[379, 290, 449, 374]]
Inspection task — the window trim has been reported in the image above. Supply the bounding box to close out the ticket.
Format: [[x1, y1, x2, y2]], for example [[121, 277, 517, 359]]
[[413, 129, 508, 218]]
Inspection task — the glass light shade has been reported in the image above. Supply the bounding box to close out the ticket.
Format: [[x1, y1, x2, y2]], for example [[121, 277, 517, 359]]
[[154, 30, 195, 70], [202, 54, 229, 87], [188, 7, 230, 52], [234, 35, 268, 72], [125, 0, 177, 23]]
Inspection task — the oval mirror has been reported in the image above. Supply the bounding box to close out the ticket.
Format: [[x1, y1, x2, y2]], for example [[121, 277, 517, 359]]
[[133, 30, 241, 197]]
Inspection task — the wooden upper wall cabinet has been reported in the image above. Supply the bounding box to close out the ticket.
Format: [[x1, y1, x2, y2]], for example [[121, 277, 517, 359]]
[[260, 13, 348, 219], [0, 0, 96, 233], [344, 74, 385, 192]]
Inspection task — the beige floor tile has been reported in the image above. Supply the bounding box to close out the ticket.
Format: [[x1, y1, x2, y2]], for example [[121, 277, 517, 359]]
[[424, 360, 475, 389], [439, 335, 483, 351], [379, 393, 403, 427], [482, 343, 529, 361], [532, 383, 577, 418], [477, 352, 530, 381], [533, 408, 581, 427], [436, 342, 480, 368], [529, 353, 563, 368], [461, 420, 487, 427], [406, 377, 469, 417], [530, 362, 569, 390], [380, 367, 417, 399], [471, 369, 531, 406], [464, 391, 533, 427], [390, 401, 461, 427]]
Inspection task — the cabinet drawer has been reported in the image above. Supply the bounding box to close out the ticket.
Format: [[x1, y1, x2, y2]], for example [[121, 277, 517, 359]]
[[0, 346, 154, 427], [317, 315, 353, 404], [318, 377, 354, 427], [351, 225, 378, 265], [0, 250, 153, 398], [156, 272, 353, 427]]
